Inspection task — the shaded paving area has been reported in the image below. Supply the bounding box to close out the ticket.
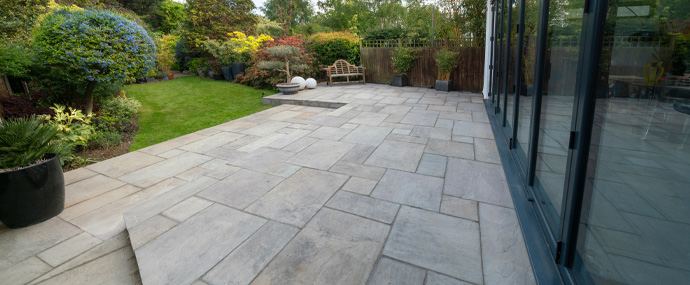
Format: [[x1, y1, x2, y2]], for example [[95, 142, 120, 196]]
[[0, 84, 534, 285]]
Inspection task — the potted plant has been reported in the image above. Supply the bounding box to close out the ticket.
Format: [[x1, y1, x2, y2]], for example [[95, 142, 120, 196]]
[[0, 116, 71, 228], [158, 48, 176, 80], [257, 45, 309, 95], [435, 49, 459, 92], [391, 46, 418, 87], [204, 39, 237, 81]]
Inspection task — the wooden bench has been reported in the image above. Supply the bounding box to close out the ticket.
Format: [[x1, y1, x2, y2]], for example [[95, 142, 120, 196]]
[[325, 59, 365, 86]]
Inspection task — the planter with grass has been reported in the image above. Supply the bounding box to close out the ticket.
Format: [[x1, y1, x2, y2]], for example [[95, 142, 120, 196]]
[[435, 49, 459, 92], [391, 46, 418, 87], [0, 116, 71, 228], [258, 45, 310, 95]]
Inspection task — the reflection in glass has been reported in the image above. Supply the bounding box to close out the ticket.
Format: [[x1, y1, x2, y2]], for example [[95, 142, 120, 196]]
[[575, 0, 690, 283], [505, 0, 520, 132], [532, 0, 582, 234], [515, 0, 539, 169]]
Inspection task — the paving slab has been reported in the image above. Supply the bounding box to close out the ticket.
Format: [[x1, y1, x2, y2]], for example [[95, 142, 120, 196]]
[[339, 144, 377, 164], [137, 133, 206, 156], [330, 161, 386, 181], [227, 147, 295, 172], [37, 232, 102, 267], [410, 126, 452, 140], [308, 126, 352, 140], [452, 120, 494, 139], [365, 140, 425, 172], [178, 132, 245, 153], [287, 139, 355, 170], [0, 218, 81, 271], [252, 208, 389, 285], [118, 152, 213, 188], [440, 195, 479, 222], [426, 272, 472, 285], [326, 191, 400, 224], [371, 170, 444, 211], [198, 169, 284, 209], [382, 206, 483, 284], [367, 257, 426, 285], [417, 153, 448, 177], [203, 221, 298, 285], [63, 168, 98, 185], [342, 177, 379, 195], [162, 196, 213, 222], [64, 175, 127, 207], [400, 110, 439, 126], [349, 111, 389, 125], [479, 203, 535, 284], [425, 139, 475, 160], [136, 204, 266, 285], [0, 256, 52, 285], [444, 158, 513, 208], [474, 137, 501, 164], [127, 215, 178, 249], [341, 125, 393, 146], [60, 184, 140, 221], [245, 168, 348, 227]]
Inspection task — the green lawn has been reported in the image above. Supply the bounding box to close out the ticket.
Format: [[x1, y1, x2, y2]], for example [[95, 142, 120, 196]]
[[126, 76, 276, 151]]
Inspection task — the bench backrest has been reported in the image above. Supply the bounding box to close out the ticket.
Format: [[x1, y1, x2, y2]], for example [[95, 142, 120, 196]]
[[328, 59, 362, 75]]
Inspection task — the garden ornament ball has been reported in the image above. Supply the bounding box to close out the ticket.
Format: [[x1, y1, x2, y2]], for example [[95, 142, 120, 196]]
[[291, 76, 306, 90]]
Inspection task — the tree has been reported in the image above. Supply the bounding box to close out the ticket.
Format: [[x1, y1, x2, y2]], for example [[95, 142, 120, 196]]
[[33, 9, 156, 114], [185, 0, 256, 47], [261, 0, 313, 36], [116, 0, 164, 16]]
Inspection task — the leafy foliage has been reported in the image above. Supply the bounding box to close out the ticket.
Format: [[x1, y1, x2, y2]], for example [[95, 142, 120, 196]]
[[154, 34, 180, 72], [391, 46, 418, 76], [150, 0, 185, 33], [184, 0, 256, 47], [88, 131, 122, 149], [44, 104, 95, 149], [258, 45, 310, 82], [33, 9, 156, 114], [0, 116, 71, 169], [0, 43, 35, 77], [205, 32, 274, 65], [256, 17, 285, 36], [116, 0, 163, 16], [435, 49, 458, 80], [364, 27, 405, 40], [0, 93, 53, 118], [307, 31, 360, 66], [0, 0, 48, 43]]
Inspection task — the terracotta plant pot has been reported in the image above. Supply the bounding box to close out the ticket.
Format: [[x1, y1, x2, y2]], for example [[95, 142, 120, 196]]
[[168, 72, 174, 80]]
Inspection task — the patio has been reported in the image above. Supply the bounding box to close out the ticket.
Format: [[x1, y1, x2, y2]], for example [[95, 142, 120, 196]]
[[0, 84, 534, 285]]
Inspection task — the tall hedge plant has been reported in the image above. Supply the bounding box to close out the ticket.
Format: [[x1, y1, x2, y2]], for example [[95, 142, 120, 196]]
[[307, 31, 360, 66]]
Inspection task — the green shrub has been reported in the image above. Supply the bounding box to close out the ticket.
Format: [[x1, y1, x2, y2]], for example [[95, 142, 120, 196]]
[[0, 116, 72, 169], [391, 47, 418, 76], [44, 104, 95, 150], [93, 97, 141, 134], [0, 42, 34, 77], [435, 49, 459, 80], [100, 97, 141, 120], [187, 57, 209, 72], [307, 31, 360, 66], [88, 131, 122, 149]]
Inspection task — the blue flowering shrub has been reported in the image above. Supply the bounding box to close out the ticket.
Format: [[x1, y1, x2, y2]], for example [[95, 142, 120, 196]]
[[33, 9, 156, 114]]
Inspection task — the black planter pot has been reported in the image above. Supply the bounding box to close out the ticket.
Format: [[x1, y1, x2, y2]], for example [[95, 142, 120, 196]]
[[0, 153, 65, 228], [209, 71, 224, 81], [392, 76, 407, 87], [435, 80, 453, 92], [231, 62, 246, 80], [221, 66, 233, 81]]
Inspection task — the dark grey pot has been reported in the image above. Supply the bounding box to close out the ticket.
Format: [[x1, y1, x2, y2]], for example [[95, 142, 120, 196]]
[[0, 153, 65, 228], [197, 68, 204, 77], [146, 77, 156, 83], [277, 83, 300, 95], [392, 76, 407, 87], [221, 66, 232, 81], [231, 62, 245, 80], [435, 80, 452, 92]]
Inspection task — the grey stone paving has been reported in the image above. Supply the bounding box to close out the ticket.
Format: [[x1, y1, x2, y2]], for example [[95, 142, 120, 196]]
[[0, 84, 534, 285]]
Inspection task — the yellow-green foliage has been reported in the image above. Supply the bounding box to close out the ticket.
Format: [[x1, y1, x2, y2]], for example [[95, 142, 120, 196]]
[[307, 31, 360, 66]]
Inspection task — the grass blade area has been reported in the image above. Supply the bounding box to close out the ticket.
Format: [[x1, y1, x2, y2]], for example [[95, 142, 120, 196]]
[[126, 76, 276, 151]]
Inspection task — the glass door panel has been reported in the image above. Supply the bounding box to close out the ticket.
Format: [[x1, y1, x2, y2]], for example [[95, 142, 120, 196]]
[[515, 0, 539, 168], [574, 0, 690, 283], [504, 0, 521, 134], [532, 0, 583, 235]]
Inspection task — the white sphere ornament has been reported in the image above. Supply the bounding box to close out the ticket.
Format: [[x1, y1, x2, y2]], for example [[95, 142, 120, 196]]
[[305, 78, 317, 89], [291, 76, 306, 90]]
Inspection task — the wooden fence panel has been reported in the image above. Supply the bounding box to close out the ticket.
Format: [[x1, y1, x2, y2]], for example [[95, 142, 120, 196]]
[[361, 45, 485, 92]]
